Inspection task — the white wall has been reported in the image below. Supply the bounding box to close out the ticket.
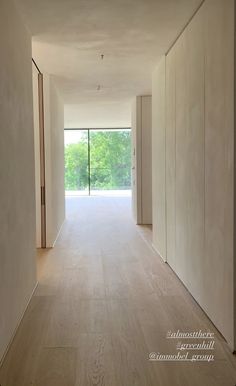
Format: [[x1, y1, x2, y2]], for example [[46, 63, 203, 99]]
[[152, 0, 235, 349], [0, 0, 37, 362], [132, 96, 152, 225], [65, 102, 131, 129], [152, 57, 166, 260], [44, 75, 65, 247]]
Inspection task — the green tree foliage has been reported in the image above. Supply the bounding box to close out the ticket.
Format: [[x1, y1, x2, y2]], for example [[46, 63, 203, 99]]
[[64, 141, 88, 190], [65, 130, 131, 190]]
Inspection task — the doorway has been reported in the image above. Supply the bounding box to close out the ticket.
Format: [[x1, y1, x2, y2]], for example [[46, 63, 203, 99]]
[[64, 128, 131, 196]]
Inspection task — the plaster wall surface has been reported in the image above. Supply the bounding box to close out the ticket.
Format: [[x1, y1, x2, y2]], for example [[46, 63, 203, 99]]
[[132, 96, 152, 225], [0, 0, 37, 362], [44, 76, 65, 247]]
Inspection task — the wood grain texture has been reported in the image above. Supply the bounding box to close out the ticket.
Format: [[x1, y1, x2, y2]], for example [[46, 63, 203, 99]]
[[0, 196, 236, 385]]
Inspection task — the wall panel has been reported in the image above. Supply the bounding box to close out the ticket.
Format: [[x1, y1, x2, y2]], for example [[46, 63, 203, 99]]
[[44, 75, 65, 247], [152, 58, 166, 259], [142, 96, 153, 225], [153, 0, 235, 349], [175, 30, 189, 281], [185, 5, 205, 298], [204, 0, 234, 347], [166, 49, 176, 267], [132, 96, 152, 225]]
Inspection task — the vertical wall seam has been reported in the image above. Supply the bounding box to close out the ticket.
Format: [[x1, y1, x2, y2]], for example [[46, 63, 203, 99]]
[[174, 47, 177, 269], [203, 6, 206, 316], [140, 97, 143, 223], [164, 55, 167, 262], [233, 0, 236, 351]]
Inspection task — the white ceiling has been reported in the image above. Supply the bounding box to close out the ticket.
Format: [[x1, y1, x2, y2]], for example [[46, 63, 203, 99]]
[[16, 0, 202, 127]]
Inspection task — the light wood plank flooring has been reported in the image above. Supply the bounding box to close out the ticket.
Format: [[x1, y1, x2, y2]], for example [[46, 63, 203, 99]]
[[1, 196, 236, 386]]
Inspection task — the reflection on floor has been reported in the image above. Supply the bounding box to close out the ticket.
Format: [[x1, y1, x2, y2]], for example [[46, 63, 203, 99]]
[[0, 196, 236, 386]]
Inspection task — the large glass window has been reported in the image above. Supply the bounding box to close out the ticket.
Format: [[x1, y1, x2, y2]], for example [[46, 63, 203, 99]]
[[90, 129, 131, 193], [64, 128, 131, 196], [64, 130, 89, 195]]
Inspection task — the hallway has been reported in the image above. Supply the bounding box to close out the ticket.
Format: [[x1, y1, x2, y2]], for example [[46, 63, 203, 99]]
[[0, 196, 236, 385]]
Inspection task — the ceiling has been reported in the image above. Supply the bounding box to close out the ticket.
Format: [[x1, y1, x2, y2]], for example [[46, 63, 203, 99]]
[[16, 0, 202, 127]]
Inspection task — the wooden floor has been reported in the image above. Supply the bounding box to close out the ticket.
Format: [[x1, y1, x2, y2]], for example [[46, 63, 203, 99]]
[[1, 196, 236, 385]]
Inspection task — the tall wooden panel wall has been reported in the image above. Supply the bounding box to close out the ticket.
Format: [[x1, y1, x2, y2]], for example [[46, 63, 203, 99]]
[[152, 0, 235, 349]]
